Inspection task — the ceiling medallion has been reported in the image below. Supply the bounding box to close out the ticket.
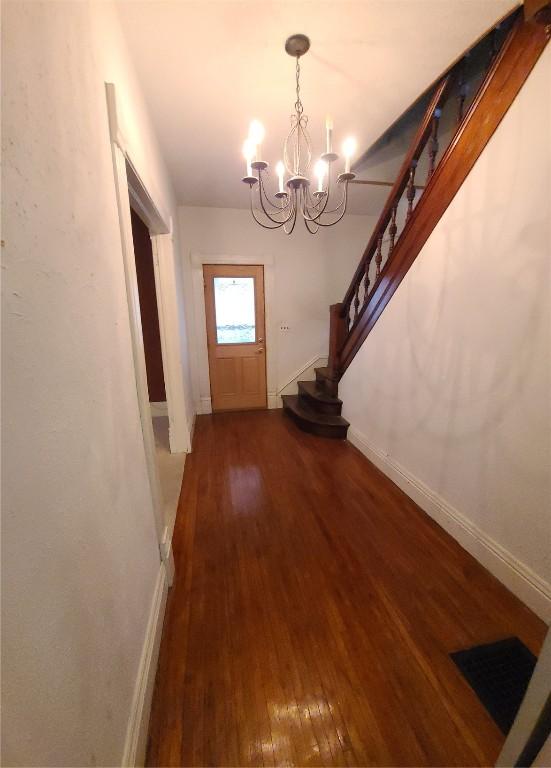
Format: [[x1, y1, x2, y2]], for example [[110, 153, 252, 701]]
[[241, 34, 357, 235]]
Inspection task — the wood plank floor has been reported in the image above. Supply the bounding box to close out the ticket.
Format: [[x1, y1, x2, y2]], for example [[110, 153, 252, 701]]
[[146, 410, 546, 767]]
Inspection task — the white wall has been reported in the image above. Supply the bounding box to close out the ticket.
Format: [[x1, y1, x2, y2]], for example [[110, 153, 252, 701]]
[[177, 206, 374, 412], [340, 46, 551, 619], [1, 1, 188, 765]]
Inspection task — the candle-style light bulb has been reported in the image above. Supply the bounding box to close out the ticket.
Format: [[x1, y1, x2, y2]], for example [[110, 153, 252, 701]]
[[248, 119, 265, 161], [325, 115, 333, 154], [276, 160, 285, 193], [314, 159, 328, 192], [342, 136, 357, 174], [242, 138, 255, 176]]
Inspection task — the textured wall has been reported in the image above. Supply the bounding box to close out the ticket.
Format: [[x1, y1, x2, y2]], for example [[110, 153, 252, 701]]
[[1, 2, 180, 764]]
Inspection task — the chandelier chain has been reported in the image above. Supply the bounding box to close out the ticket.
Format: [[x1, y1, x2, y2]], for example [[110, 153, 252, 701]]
[[294, 56, 303, 116]]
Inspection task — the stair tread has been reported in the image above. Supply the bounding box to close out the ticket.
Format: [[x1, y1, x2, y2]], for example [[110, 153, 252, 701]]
[[298, 380, 342, 405], [282, 395, 349, 427]]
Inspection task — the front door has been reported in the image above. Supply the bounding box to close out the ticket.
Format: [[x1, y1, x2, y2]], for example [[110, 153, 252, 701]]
[[203, 264, 267, 412]]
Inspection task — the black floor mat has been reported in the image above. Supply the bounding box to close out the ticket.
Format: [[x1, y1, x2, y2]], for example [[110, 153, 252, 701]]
[[451, 637, 537, 734]]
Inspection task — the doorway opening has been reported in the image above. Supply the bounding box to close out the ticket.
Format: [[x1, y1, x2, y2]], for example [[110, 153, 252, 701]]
[[129, 204, 185, 542], [203, 264, 267, 412]]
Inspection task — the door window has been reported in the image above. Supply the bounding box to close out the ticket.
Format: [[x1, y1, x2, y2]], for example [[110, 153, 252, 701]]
[[213, 276, 256, 344]]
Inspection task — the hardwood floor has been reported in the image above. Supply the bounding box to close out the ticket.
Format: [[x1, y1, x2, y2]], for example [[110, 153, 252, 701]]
[[146, 410, 546, 767]]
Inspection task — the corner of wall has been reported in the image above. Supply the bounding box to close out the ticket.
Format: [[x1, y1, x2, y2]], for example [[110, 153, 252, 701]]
[[348, 426, 551, 622]]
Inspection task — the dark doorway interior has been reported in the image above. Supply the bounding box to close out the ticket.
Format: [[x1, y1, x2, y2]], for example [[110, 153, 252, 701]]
[[130, 207, 166, 403]]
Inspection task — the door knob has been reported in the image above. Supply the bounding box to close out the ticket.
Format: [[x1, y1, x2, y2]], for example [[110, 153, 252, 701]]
[[258, 337, 264, 342], [258, 348, 264, 353]]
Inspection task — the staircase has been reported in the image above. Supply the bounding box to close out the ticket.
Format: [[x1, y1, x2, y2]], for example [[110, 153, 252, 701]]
[[282, 367, 348, 439], [285, 4, 550, 439]]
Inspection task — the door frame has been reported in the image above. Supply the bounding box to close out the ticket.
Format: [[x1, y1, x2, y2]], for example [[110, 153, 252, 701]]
[[105, 82, 189, 570], [497, 627, 551, 766], [203, 264, 267, 412], [190, 253, 278, 414]]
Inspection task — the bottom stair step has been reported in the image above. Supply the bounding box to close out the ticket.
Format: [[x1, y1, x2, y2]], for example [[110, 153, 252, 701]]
[[282, 394, 349, 439]]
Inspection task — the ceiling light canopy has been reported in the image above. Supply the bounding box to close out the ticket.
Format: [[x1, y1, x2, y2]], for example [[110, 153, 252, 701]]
[[241, 34, 357, 235]]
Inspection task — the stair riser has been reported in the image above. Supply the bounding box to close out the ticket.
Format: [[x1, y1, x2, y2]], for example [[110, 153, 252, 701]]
[[314, 373, 338, 398], [298, 390, 342, 416], [283, 407, 348, 439]]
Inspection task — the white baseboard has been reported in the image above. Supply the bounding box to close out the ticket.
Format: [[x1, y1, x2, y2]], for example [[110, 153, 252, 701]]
[[199, 396, 212, 415], [188, 410, 197, 451], [121, 563, 169, 767], [348, 426, 551, 622], [150, 401, 168, 418], [268, 392, 278, 409]]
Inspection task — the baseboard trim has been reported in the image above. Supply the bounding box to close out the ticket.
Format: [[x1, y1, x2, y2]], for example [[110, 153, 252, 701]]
[[199, 397, 212, 415], [121, 563, 169, 767], [188, 410, 197, 450], [348, 426, 551, 622]]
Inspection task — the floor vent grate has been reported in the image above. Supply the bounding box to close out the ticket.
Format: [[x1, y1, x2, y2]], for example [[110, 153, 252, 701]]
[[451, 636, 537, 734]]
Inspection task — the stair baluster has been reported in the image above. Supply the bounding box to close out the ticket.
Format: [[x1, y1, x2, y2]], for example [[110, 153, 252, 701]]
[[457, 55, 469, 124], [375, 233, 384, 279], [353, 283, 360, 323], [427, 108, 442, 180], [406, 160, 418, 221], [487, 25, 501, 71], [363, 258, 370, 304], [388, 204, 398, 259]]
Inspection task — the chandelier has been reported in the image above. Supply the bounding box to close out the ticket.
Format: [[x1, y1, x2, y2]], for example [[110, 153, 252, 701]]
[[241, 34, 357, 235]]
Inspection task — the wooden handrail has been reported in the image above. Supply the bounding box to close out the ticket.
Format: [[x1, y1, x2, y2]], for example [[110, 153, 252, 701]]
[[524, 0, 551, 21], [336, 13, 549, 375], [341, 75, 451, 312]]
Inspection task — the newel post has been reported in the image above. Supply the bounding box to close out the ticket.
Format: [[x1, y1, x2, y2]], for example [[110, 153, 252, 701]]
[[328, 303, 346, 378]]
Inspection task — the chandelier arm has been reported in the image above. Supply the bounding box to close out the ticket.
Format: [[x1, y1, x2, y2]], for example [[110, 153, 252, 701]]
[[258, 170, 293, 213], [303, 189, 331, 219], [249, 204, 287, 230], [249, 189, 289, 230], [298, 188, 317, 233], [302, 162, 336, 220], [283, 198, 298, 235], [307, 184, 351, 227], [304, 186, 328, 214], [304, 182, 348, 227], [302, 196, 327, 221], [310, 179, 348, 217], [301, 192, 344, 222], [254, 174, 295, 225], [303, 213, 320, 235]]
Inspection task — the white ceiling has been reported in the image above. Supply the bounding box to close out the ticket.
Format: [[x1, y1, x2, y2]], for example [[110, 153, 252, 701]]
[[116, 0, 515, 214]]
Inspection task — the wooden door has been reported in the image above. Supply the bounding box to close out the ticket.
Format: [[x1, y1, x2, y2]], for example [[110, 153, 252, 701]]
[[203, 264, 267, 412]]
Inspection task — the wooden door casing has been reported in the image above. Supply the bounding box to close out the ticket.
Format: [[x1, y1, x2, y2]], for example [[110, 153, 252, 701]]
[[203, 264, 267, 412]]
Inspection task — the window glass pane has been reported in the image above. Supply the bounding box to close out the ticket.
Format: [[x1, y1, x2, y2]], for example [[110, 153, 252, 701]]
[[213, 276, 256, 344]]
